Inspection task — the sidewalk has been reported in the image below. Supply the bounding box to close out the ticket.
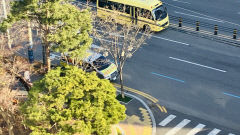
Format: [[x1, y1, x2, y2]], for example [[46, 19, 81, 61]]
[[111, 90, 155, 135]]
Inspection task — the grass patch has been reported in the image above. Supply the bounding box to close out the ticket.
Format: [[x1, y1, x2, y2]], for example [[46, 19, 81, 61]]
[[116, 94, 132, 104]]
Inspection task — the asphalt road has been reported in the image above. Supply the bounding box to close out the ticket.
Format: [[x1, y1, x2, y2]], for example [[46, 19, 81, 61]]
[[121, 26, 240, 132], [117, 0, 240, 133]]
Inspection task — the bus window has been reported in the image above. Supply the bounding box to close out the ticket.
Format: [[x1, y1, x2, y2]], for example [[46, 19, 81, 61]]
[[99, 0, 107, 8], [138, 8, 153, 20], [124, 5, 130, 14], [106, 1, 113, 10], [145, 10, 153, 20], [106, 1, 124, 12], [118, 3, 124, 12]]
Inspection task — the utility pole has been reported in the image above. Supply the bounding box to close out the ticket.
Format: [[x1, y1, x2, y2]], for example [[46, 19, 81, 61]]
[[2, 0, 11, 49]]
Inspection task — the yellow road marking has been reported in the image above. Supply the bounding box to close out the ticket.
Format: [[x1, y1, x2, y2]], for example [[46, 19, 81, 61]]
[[162, 106, 167, 113], [113, 83, 158, 103], [156, 104, 164, 112], [113, 83, 168, 113]]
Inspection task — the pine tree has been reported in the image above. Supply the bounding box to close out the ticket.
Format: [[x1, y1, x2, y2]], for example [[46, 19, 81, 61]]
[[21, 65, 126, 135]]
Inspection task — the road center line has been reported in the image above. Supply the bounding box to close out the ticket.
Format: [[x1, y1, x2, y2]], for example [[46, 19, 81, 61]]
[[174, 11, 224, 23], [169, 57, 227, 72], [223, 92, 240, 99], [151, 72, 185, 83]]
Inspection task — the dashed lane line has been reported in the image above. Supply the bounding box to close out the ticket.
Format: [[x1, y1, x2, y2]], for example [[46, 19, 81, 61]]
[[141, 32, 190, 46], [169, 57, 227, 73]]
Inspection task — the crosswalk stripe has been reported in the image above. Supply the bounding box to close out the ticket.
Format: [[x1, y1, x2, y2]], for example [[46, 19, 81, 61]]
[[207, 128, 221, 135], [186, 123, 206, 135], [228, 134, 235, 135], [159, 114, 176, 126], [165, 119, 191, 135]]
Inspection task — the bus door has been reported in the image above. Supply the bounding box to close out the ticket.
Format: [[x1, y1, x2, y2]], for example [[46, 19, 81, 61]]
[[131, 7, 137, 25]]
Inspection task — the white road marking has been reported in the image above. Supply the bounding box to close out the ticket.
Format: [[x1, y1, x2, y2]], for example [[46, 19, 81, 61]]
[[141, 32, 190, 46], [159, 114, 176, 126], [238, 12, 240, 15], [169, 57, 227, 72], [186, 124, 206, 135], [95, 29, 190, 46], [228, 133, 235, 135], [174, 11, 224, 23], [165, 119, 191, 135], [173, 0, 190, 4], [149, 35, 190, 46], [207, 128, 221, 135]]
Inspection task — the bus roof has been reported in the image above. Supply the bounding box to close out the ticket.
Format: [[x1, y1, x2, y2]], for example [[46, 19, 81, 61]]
[[107, 0, 162, 10]]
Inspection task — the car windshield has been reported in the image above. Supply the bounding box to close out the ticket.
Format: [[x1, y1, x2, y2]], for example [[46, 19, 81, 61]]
[[153, 5, 167, 21], [93, 56, 111, 71]]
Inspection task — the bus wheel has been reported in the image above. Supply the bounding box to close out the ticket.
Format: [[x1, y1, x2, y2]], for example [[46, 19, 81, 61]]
[[143, 25, 151, 32]]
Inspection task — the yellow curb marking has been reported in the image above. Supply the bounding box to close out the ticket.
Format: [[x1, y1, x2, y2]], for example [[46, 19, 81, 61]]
[[162, 106, 167, 113], [113, 83, 167, 113], [113, 83, 158, 103], [156, 104, 164, 113]]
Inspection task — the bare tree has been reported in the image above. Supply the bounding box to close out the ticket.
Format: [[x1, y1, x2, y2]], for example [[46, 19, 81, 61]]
[[0, 37, 31, 135], [93, 12, 150, 98]]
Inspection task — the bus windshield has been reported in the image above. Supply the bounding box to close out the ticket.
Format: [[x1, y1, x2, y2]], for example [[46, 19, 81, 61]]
[[152, 5, 167, 21]]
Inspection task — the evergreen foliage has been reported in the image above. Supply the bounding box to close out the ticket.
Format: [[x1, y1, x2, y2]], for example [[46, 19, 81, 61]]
[[21, 66, 126, 135]]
